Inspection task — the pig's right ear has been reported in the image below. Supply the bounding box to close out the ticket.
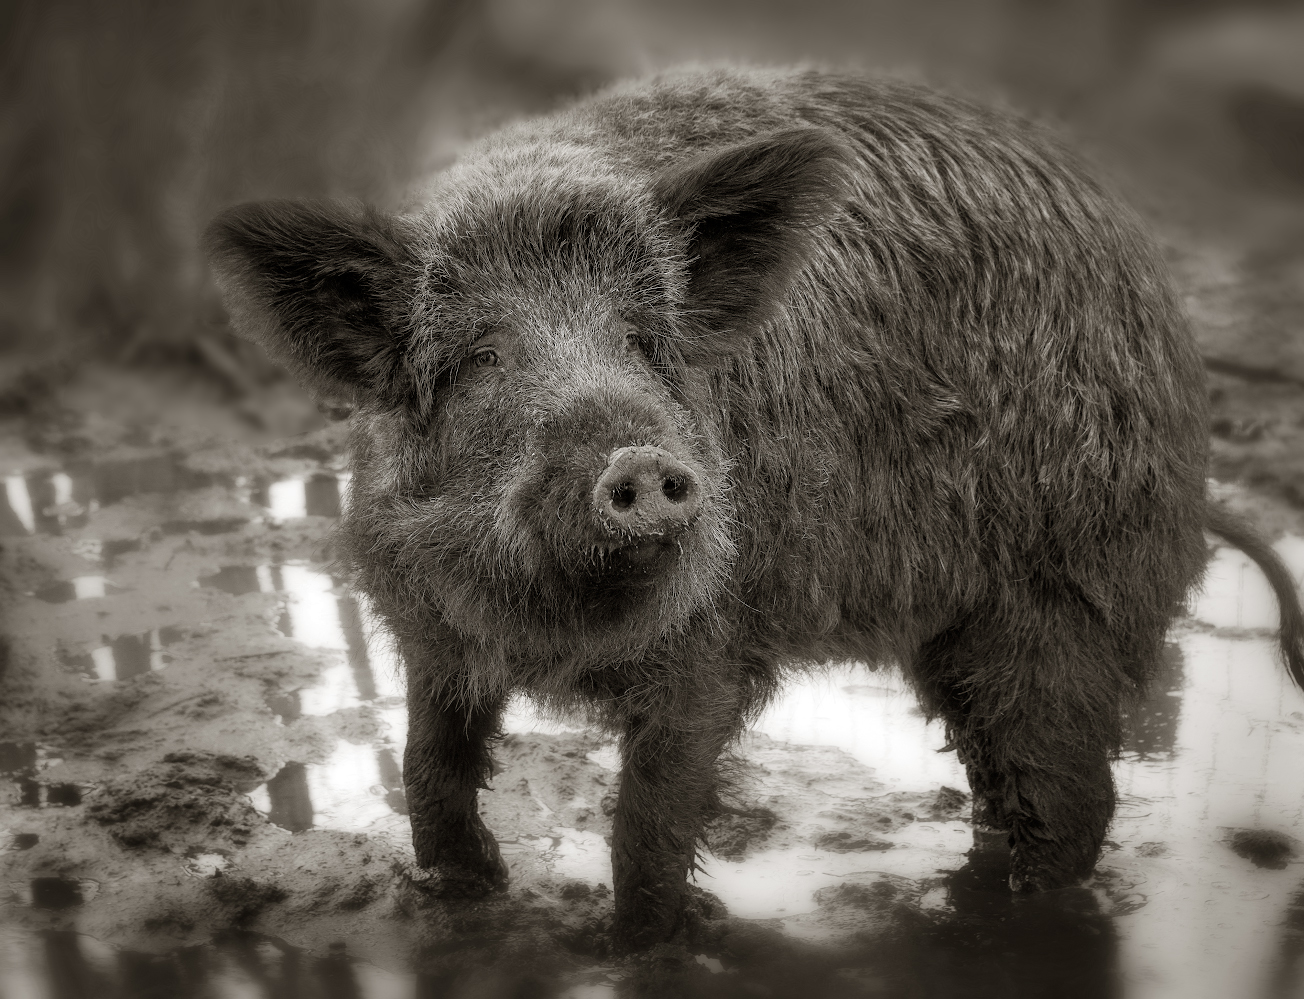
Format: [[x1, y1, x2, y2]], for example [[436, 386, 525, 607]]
[[652, 127, 852, 354], [203, 200, 418, 406]]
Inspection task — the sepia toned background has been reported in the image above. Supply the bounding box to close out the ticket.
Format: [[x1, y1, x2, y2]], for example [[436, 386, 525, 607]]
[[2, 0, 1303, 508], [2, 3, 1304, 997]]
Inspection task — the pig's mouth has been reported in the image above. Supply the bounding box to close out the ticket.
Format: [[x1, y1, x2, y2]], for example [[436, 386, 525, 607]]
[[569, 538, 685, 621], [585, 536, 681, 583]]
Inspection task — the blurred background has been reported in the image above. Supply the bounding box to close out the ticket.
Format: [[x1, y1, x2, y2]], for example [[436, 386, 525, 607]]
[[1, 8, 1303, 993], [1, 0, 1303, 509]]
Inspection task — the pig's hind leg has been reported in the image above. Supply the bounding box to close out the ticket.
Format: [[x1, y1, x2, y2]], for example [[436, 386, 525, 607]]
[[403, 670, 508, 894], [912, 606, 1131, 892]]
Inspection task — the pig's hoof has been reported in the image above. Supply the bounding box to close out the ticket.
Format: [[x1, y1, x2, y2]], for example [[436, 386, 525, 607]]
[[406, 860, 508, 898], [676, 884, 730, 947], [411, 817, 510, 895], [436, 865, 509, 898], [609, 885, 729, 953], [559, 914, 613, 959], [409, 845, 509, 898], [1008, 853, 1089, 894]]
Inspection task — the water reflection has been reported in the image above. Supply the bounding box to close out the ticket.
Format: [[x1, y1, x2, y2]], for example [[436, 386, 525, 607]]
[[265, 761, 314, 833], [58, 627, 185, 682], [2, 470, 91, 536], [0, 927, 410, 999], [206, 560, 408, 835], [2, 474, 35, 534], [4, 879, 95, 911], [35, 576, 127, 603], [0, 740, 37, 775], [27, 877, 92, 910], [1, 741, 84, 807], [881, 853, 1121, 999], [0, 458, 351, 538], [1265, 881, 1304, 999], [201, 563, 280, 596], [200, 560, 402, 710], [1, 456, 212, 538], [750, 665, 969, 793], [252, 744, 410, 835], [257, 471, 351, 521]]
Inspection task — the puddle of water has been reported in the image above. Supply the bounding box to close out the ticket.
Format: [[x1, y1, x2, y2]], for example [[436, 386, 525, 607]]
[[15, 782, 83, 808], [207, 561, 410, 837], [33, 576, 127, 603], [1190, 537, 1304, 630], [260, 471, 352, 521], [1, 741, 83, 809], [0, 742, 38, 776], [9, 437, 1302, 999], [0, 926, 415, 999], [712, 538, 1304, 999], [181, 850, 231, 878], [2, 457, 352, 540], [57, 627, 185, 683], [249, 745, 410, 838], [1121, 643, 1186, 762], [752, 664, 968, 790], [13, 877, 101, 910], [1, 458, 211, 538], [520, 828, 613, 885]]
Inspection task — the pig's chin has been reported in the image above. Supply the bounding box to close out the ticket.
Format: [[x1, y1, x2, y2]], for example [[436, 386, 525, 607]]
[[594, 537, 681, 579], [551, 530, 715, 625], [555, 535, 681, 600]]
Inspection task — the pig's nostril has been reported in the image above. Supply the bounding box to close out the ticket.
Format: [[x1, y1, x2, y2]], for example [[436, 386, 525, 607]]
[[611, 483, 637, 511], [593, 445, 703, 536]]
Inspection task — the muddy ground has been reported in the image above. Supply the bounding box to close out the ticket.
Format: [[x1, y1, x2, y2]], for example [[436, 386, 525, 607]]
[[4, 89, 1304, 999], [1, 336, 1304, 999]]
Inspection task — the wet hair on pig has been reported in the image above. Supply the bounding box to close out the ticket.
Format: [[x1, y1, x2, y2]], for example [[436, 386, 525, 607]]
[[205, 65, 1304, 951]]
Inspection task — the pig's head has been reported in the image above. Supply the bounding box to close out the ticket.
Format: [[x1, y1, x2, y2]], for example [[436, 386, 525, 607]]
[[205, 126, 849, 663]]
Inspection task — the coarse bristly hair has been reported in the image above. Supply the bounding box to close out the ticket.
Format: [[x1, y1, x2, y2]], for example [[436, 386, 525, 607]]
[[204, 64, 1304, 950]]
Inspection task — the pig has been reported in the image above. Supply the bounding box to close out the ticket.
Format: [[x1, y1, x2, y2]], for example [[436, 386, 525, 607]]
[[204, 66, 1304, 950]]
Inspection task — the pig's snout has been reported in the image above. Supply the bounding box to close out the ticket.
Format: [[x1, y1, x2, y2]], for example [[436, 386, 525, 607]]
[[592, 446, 702, 537]]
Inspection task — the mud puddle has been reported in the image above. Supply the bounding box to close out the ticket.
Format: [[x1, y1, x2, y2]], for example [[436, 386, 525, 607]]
[[3, 418, 1304, 998]]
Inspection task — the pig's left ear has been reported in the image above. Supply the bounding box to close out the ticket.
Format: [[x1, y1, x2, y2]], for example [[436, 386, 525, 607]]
[[204, 200, 418, 406], [652, 127, 852, 350]]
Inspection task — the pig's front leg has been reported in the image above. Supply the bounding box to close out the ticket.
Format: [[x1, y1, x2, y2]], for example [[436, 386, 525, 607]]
[[610, 710, 738, 949], [404, 673, 507, 894]]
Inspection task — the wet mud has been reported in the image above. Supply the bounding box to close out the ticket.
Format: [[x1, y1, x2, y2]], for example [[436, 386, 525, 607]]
[[2, 371, 1304, 999]]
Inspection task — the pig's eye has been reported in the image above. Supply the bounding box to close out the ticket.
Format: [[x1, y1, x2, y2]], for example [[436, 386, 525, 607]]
[[470, 348, 499, 369], [625, 331, 654, 361]]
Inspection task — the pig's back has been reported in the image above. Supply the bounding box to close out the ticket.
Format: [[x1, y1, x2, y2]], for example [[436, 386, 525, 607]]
[[481, 67, 1209, 661]]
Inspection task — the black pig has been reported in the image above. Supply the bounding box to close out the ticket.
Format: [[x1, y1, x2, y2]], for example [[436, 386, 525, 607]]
[[205, 66, 1304, 949]]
